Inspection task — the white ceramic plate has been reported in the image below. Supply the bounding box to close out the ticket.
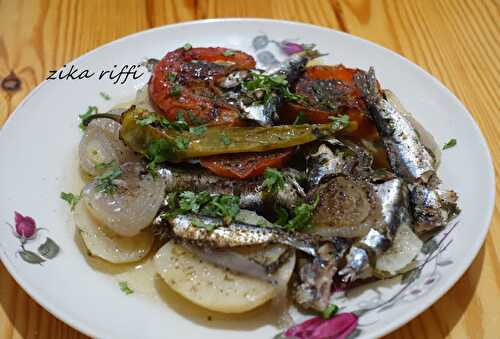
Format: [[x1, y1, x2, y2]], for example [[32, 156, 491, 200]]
[[0, 19, 494, 339]]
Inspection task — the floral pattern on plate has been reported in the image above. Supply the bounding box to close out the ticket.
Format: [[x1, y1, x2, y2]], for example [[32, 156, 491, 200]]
[[6, 211, 60, 264]]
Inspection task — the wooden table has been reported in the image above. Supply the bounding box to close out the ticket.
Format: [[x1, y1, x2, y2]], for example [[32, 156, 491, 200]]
[[0, 1, 498, 338]]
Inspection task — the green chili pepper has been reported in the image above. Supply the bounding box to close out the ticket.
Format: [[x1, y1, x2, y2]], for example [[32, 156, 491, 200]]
[[81, 106, 356, 163]]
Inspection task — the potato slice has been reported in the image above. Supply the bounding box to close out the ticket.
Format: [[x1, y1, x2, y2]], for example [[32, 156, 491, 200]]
[[154, 241, 295, 313], [73, 202, 154, 264], [375, 223, 423, 275]]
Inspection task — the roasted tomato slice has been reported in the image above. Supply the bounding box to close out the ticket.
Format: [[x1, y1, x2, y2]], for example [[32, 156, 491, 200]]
[[280, 65, 380, 140], [200, 148, 294, 179], [149, 47, 256, 127]]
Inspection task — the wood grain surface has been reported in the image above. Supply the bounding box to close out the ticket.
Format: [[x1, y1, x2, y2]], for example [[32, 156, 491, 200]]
[[0, 0, 499, 338]]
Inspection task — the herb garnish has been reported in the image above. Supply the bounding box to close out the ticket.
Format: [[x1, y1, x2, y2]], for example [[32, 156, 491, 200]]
[[282, 194, 320, 232], [79, 106, 98, 130], [275, 207, 289, 226], [60, 192, 81, 211], [329, 114, 350, 130], [157, 113, 189, 131], [99, 92, 111, 100], [145, 139, 177, 173], [219, 132, 231, 145], [169, 191, 241, 225], [243, 72, 303, 104], [118, 281, 134, 295], [175, 137, 190, 150], [442, 138, 457, 150], [167, 72, 177, 82], [136, 112, 158, 126], [183, 43, 192, 51], [94, 161, 123, 194], [262, 168, 285, 194], [322, 304, 339, 319], [223, 50, 236, 56], [170, 84, 182, 97]]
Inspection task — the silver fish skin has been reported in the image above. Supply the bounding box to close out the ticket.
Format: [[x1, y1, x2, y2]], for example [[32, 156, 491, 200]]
[[339, 178, 411, 282], [355, 68, 437, 184], [410, 185, 460, 233], [158, 166, 305, 211], [375, 178, 412, 238], [306, 138, 373, 189], [167, 214, 318, 256], [181, 243, 291, 284]]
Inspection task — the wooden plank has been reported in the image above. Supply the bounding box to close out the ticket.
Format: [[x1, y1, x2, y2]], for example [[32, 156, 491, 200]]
[[0, 1, 498, 338]]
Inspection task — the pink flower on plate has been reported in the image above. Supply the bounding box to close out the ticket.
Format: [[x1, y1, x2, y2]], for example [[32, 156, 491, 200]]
[[284, 313, 359, 339], [281, 41, 305, 55], [14, 211, 37, 239]]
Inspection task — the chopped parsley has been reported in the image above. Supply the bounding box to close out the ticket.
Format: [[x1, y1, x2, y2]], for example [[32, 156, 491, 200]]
[[223, 50, 236, 56], [442, 138, 457, 150], [293, 111, 306, 125], [322, 304, 339, 319], [190, 124, 207, 136], [243, 72, 303, 104], [145, 139, 178, 173], [329, 114, 350, 130], [167, 72, 177, 82], [159, 116, 172, 129], [219, 133, 231, 145], [79, 106, 98, 130], [94, 161, 122, 194], [282, 194, 320, 232], [135, 112, 158, 126], [262, 168, 285, 194], [183, 43, 192, 51], [170, 191, 241, 225], [60, 192, 81, 211], [118, 281, 134, 295], [99, 92, 111, 100], [175, 137, 190, 150], [170, 84, 182, 97], [158, 113, 189, 131], [275, 207, 289, 226]]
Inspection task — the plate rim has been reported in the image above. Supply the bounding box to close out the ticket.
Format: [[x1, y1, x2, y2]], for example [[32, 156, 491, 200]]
[[0, 17, 495, 339]]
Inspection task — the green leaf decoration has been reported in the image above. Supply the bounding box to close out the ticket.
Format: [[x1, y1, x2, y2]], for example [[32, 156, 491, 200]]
[[38, 237, 60, 259], [19, 249, 45, 264]]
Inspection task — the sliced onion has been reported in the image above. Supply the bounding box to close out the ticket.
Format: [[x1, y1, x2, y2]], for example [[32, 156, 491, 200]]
[[73, 201, 154, 263], [309, 177, 380, 238], [87, 108, 126, 137], [82, 162, 166, 237], [79, 110, 138, 176], [375, 223, 423, 275]]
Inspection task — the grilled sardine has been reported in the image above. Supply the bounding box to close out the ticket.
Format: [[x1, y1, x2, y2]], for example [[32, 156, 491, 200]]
[[339, 178, 412, 282], [158, 166, 305, 211], [355, 68, 437, 184], [165, 214, 318, 256]]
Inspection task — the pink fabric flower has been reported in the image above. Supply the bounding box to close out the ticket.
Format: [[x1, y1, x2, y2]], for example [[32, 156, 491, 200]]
[[284, 313, 358, 339], [281, 41, 305, 55], [14, 211, 37, 239]]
